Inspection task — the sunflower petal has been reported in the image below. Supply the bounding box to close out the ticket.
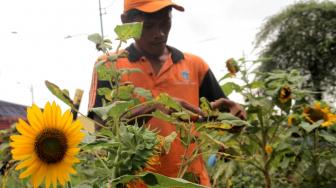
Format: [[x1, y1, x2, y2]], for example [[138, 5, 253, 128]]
[[64, 120, 82, 136], [19, 161, 41, 179], [66, 148, 80, 156], [60, 110, 73, 130], [15, 155, 37, 170], [57, 170, 66, 186], [63, 155, 80, 164], [50, 102, 58, 127], [10, 135, 34, 143], [16, 119, 36, 138], [27, 104, 44, 131], [54, 103, 63, 129], [45, 171, 51, 188], [67, 136, 84, 147], [11, 147, 34, 157], [43, 102, 53, 128], [32, 164, 47, 188], [50, 166, 58, 188]]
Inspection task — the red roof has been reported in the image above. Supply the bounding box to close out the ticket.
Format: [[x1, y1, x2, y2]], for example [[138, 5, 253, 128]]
[[0, 100, 28, 130]]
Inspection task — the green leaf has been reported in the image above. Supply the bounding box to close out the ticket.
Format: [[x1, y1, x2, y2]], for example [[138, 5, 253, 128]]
[[249, 81, 265, 89], [217, 112, 242, 121], [204, 122, 232, 130], [119, 68, 142, 75], [319, 130, 336, 143], [217, 112, 249, 126], [108, 101, 135, 120], [171, 111, 191, 121], [156, 93, 182, 112], [96, 63, 118, 81], [221, 82, 241, 96], [248, 97, 273, 112], [114, 85, 134, 100], [218, 73, 232, 82], [111, 172, 207, 188], [114, 22, 143, 42], [91, 101, 134, 121], [163, 132, 177, 154], [88, 33, 103, 44], [134, 87, 153, 100], [330, 158, 336, 167], [91, 104, 113, 121], [97, 87, 112, 101], [299, 122, 320, 133], [152, 110, 176, 123], [45, 80, 74, 108], [88, 33, 112, 52]]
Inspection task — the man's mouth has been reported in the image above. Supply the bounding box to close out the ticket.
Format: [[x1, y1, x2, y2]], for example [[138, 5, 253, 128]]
[[151, 41, 166, 46]]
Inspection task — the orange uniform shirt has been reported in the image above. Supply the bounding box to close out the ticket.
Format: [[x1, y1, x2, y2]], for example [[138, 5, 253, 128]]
[[88, 44, 226, 187]]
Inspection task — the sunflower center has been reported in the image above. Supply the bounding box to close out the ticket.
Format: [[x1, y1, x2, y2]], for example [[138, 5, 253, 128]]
[[305, 108, 327, 123], [35, 128, 68, 164], [280, 88, 291, 99]]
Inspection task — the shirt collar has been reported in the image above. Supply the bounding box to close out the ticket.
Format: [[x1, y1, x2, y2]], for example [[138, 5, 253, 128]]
[[125, 43, 184, 64]]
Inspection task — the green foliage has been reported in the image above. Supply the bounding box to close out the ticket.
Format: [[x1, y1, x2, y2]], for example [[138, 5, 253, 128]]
[[88, 33, 112, 53], [255, 0, 336, 102], [114, 22, 143, 42], [209, 57, 336, 188], [111, 172, 207, 188]]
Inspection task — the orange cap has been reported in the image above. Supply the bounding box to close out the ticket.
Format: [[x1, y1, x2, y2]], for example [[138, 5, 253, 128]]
[[124, 0, 184, 13]]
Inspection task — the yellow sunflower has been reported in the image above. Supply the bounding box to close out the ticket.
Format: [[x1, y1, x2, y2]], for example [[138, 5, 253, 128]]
[[278, 86, 292, 103], [287, 114, 300, 127], [302, 102, 336, 127], [10, 102, 84, 188]]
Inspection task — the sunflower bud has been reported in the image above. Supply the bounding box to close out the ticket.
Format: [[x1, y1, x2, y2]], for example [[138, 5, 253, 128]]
[[264, 144, 273, 155], [225, 58, 239, 77], [278, 85, 292, 104]]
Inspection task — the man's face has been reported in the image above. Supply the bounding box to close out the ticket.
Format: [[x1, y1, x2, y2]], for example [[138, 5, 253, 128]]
[[133, 8, 172, 57]]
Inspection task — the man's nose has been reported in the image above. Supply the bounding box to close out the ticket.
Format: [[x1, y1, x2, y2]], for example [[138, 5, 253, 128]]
[[153, 26, 165, 39]]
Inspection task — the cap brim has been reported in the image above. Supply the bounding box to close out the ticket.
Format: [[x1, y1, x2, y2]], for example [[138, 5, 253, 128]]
[[135, 2, 184, 13]]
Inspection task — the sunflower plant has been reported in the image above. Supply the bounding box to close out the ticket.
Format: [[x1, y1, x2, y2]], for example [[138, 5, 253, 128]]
[[208, 58, 336, 188]]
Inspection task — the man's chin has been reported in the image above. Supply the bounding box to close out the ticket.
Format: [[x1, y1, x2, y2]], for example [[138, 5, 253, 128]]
[[145, 47, 165, 57]]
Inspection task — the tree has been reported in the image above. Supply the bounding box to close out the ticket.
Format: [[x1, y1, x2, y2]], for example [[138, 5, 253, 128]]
[[255, 0, 336, 101]]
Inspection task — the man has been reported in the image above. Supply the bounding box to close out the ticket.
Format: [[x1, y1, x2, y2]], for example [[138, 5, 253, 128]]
[[89, 0, 246, 186]]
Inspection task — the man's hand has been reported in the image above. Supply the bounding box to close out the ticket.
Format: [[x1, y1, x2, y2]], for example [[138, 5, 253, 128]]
[[210, 98, 247, 120]]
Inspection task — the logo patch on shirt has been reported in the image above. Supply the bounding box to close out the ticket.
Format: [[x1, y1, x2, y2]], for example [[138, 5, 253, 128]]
[[181, 71, 190, 81]]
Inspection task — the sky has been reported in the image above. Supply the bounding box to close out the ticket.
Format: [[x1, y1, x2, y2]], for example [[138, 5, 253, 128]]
[[0, 0, 299, 113]]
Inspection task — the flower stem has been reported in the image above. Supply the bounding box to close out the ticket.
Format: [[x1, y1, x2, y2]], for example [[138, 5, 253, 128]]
[[312, 129, 320, 186]]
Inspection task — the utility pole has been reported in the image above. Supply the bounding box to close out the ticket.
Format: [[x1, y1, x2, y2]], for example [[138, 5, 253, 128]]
[[98, 0, 104, 38], [30, 84, 34, 105]]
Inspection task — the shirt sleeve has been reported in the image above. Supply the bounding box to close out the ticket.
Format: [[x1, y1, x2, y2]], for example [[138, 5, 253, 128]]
[[199, 69, 226, 101]]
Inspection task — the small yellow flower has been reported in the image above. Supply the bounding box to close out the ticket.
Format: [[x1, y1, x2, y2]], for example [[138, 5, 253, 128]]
[[10, 102, 84, 188], [288, 115, 294, 126], [278, 86, 292, 103], [225, 58, 239, 77], [264, 145, 273, 155], [287, 114, 300, 127], [302, 102, 336, 127]]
